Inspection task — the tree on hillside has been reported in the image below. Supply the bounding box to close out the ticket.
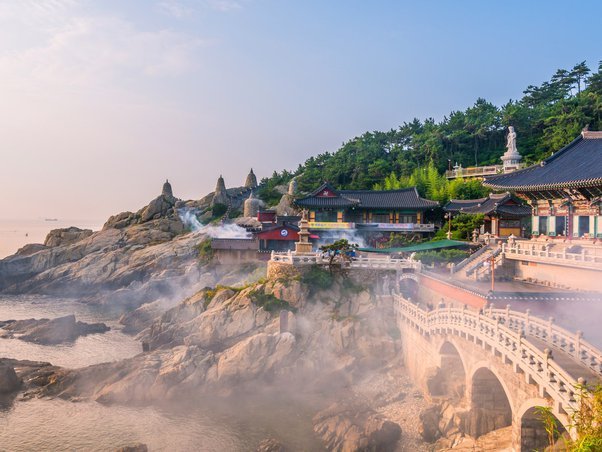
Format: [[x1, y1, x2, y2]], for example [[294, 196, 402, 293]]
[[572, 61, 591, 94], [319, 239, 358, 273], [256, 60, 601, 197]]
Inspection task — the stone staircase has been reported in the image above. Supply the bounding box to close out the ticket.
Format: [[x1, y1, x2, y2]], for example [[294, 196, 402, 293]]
[[465, 247, 502, 279]]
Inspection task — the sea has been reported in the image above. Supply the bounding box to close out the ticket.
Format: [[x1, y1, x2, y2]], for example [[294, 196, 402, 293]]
[[0, 295, 322, 451], [0, 219, 104, 259]]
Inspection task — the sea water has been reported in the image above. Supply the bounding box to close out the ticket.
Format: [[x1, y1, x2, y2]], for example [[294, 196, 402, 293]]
[[0, 295, 322, 451], [0, 219, 104, 259]]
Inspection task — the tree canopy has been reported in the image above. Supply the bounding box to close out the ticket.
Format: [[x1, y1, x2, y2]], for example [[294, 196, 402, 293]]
[[258, 60, 602, 203]]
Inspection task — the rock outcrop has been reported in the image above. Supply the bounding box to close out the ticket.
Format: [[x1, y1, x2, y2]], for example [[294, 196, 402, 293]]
[[0, 363, 21, 393], [44, 227, 93, 247], [313, 402, 402, 452], [0, 315, 109, 345], [27, 274, 398, 406]]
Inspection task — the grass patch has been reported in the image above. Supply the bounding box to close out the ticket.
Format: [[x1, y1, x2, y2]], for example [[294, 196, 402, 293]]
[[301, 266, 334, 292], [198, 238, 214, 263], [248, 290, 296, 313]]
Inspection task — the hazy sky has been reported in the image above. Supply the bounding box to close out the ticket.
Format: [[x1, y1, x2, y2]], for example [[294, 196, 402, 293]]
[[1, 0, 600, 221]]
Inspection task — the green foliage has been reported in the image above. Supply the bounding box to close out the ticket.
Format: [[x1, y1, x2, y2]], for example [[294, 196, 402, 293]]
[[198, 238, 214, 263], [255, 61, 601, 194], [451, 213, 485, 240], [535, 406, 562, 450], [256, 170, 294, 205], [319, 239, 359, 271], [374, 162, 490, 204], [248, 290, 295, 313], [413, 249, 469, 266], [301, 265, 334, 291], [568, 384, 602, 451], [211, 203, 228, 218]]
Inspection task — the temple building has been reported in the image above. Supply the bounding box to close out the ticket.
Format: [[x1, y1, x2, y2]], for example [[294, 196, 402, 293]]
[[483, 130, 602, 239], [294, 182, 438, 237], [444, 193, 531, 238]]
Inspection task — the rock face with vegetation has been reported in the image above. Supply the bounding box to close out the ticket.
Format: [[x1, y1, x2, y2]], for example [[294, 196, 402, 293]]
[[21, 269, 406, 450]]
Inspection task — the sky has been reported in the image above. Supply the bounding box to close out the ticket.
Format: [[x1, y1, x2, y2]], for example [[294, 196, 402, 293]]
[[1, 0, 601, 221]]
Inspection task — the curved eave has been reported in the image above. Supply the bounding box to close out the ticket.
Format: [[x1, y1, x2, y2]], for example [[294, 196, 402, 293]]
[[483, 177, 602, 192]]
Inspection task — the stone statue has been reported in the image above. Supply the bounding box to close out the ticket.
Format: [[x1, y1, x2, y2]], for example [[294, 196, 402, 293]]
[[501, 126, 522, 171], [506, 126, 518, 155]]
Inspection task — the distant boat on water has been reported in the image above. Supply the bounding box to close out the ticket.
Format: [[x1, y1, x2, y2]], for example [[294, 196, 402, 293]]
[[44, 218, 58, 222]]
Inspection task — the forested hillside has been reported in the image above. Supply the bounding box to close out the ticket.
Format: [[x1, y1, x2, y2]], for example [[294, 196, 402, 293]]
[[257, 60, 602, 204]]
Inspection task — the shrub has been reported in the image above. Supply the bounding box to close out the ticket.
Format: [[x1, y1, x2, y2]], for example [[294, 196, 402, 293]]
[[248, 290, 295, 313], [414, 249, 469, 266], [211, 203, 228, 218], [198, 238, 214, 263], [301, 266, 334, 291]]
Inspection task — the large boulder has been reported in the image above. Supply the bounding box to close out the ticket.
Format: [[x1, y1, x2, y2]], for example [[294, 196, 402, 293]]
[[313, 402, 401, 452], [1, 315, 110, 345], [44, 227, 93, 247], [0, 363, 21, 393]]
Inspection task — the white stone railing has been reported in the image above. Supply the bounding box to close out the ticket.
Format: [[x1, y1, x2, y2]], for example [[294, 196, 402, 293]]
[[393, 294, 597, 413], [270, 251, 324, 265], [270, 251, 421, 270], [445, 165, 502, 179], [484, 304, 602, 376], [350, 256, 422, 271], [451, 245, 488, 274], [502, 242, 602, 270]]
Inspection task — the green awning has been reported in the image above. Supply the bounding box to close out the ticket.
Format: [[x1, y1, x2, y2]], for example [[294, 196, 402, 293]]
[[358, 239, 471, 254]]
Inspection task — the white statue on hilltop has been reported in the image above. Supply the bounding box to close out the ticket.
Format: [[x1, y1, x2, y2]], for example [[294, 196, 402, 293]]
[[506, 126, 518, 155], [501, 126, 522, 171]]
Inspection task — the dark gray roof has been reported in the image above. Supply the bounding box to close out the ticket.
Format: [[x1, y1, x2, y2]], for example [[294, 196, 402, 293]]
[[444, 198, 488, 213], [295, 183, 438, 210], [483, 132, 602, 191], [445, 193, 531, 217]]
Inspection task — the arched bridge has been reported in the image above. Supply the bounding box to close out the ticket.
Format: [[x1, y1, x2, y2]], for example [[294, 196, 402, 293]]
[[393, 293, 601, 451]]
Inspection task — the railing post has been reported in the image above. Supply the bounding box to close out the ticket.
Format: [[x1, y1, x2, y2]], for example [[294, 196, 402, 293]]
[[525, 309, 531, 335], [548, 316, 554, 343], [576, 330, 583, 359], [506, 304, 511, 325]]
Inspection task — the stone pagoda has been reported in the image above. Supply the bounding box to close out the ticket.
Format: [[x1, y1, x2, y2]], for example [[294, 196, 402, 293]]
[[294, 210, 313, 254]]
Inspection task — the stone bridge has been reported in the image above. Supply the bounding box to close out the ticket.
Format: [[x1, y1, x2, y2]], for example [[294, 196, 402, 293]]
[[392, 293, 602, 451]]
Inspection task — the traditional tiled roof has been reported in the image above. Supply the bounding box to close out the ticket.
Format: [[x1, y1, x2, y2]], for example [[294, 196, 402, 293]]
[[445, 193, 531, 217], [295, 183, 438, 210], [483, 132, 602, 191], [444, 198, 488, 213]]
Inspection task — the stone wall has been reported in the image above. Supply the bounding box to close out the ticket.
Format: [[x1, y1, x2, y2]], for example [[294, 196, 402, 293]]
[[511, 259, 602, 292], [266, 261, 302, 280], [417, 275, 487, 310], [213, 249, 269, 265]]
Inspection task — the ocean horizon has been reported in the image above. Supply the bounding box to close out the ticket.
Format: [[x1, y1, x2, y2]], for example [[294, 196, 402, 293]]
[[0, 218, 104, 259]]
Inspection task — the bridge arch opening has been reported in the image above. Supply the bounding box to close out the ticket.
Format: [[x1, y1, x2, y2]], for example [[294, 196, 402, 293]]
[[521, 406, 569, 451], [468, 367, 512, 438], [398, 273, 419, 299], [428, 341, 466, 401]]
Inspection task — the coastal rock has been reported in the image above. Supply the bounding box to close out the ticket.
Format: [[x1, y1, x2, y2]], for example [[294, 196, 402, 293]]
[[0, 363, 21, 393], [14, 243, 48, 256], [313, 402, 402, 452], [44, 227, 93, 247], [0, 315, 109, 345], [115, 443, 148, 452], [256, 438, 286, 452], [119, 300, 166, 335]]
